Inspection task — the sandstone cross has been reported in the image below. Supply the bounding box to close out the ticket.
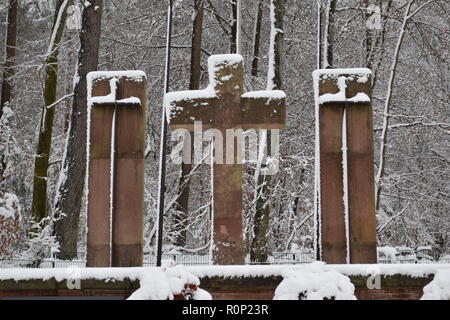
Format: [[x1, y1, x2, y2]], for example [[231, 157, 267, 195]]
[[86, 71, 146, 267], [165, 54, 285, 264], [313, 68, 377, 264]]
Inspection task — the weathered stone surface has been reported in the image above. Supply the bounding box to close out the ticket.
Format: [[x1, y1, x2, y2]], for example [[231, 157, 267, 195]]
[[314, 69, 377, 264], [165, 55, 285, 265], [87, 71, 146, 267], [0, 274, 433, 300]]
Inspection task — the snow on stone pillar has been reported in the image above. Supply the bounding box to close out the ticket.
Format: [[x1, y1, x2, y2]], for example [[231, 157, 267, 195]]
[[165, 54, 285, 264], [313, 68, 377, 264], [87, 71, 146, 267]]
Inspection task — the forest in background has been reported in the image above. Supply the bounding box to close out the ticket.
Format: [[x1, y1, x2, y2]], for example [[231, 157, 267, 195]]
[[0, 0, 448, 262]]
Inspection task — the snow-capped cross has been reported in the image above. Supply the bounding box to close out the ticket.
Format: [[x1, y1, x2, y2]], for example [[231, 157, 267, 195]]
[[165, 54, 286, 265], [86, 71, 147, 267]]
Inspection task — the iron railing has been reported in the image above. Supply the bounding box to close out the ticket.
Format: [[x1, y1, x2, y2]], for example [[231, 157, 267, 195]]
[[0, 258, 86, 269], [1, 252, 449, 268]]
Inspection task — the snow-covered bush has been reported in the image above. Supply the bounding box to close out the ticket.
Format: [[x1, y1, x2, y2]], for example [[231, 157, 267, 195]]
[[128, 262, 212, 300], [0, 106, 20, 184], [0, 192, 22, 258], [438, 255, 450, 264], [274, 262, 356, 300], [17, 217, 60, 266], [416, 246, 435, 262], [421, 269, 450, 300], [377, 246, 398, 263]]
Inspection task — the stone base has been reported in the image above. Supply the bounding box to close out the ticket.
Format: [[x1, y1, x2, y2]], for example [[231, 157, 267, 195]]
[[0, 274, 433, 300]]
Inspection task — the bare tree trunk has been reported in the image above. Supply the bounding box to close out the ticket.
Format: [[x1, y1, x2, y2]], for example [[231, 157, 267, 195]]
[[267, 0, 284, 90], [323, 0, 336, 68], [0, 0, 19, 118], [174, 0, 204, 248], [0, 0, 19, 192], [362, 0, 373, 68], [251, 0, 264, 77], [63, 49, 77, 133], [53, 0, 103, 259], [251, 0, 284, 263], [375, 0, 415, 211], [206, 0, 230, 39], [31, 0, 72, 223], [189, 0, 204, 90], [230, 0, 237, 53], [316, 0, 324, 69], [364, 0, 393, 88], [314, 0, 325, 260]]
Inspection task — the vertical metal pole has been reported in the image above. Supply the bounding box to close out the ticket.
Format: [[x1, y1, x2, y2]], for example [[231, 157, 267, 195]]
[[315, 0, 323, 261], [317, 0, 323, 70], [156, 0, 173, 267], [110, 80, 118, 266], [110, 105, 118, 267]]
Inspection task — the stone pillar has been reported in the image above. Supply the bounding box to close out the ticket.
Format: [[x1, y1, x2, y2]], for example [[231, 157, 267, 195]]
[[87, 78, 114, 267], [87, 71, 146, 267], [313, 68, 377, 264]]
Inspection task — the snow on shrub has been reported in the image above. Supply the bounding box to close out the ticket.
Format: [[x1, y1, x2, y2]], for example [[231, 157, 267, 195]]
[[377, 246, 397, 263], [274, 262, 356, 300], [128, 261, 212, 300], [421, 269, 450, 300], [17, 216, 60, 265], [0, 192, 22, 258]]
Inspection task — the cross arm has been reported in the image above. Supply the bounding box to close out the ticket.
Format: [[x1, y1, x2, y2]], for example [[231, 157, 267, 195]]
[[313, 69, 372, 106], [240, 90, 286, 130], [164, 88, 217, 131], [87, 71, 146, 108]]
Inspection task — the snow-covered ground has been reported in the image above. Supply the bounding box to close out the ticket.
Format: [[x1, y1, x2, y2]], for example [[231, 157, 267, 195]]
[[274, 263, 356, 300], [2, 262, 449, 282], [0, 263, 212, 301], [185, 262, 450, 279], [0, 262, 450, 281], [421, 269, 450, 300], [127, 263, 212, 300]]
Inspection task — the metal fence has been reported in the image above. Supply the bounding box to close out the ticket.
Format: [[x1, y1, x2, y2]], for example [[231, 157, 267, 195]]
[[143, 254, 211, 266], [259, 252, 316, 265], [1, 252, 449, 268], [0, 258, 86, 269], [378, 257, 450, 264]]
